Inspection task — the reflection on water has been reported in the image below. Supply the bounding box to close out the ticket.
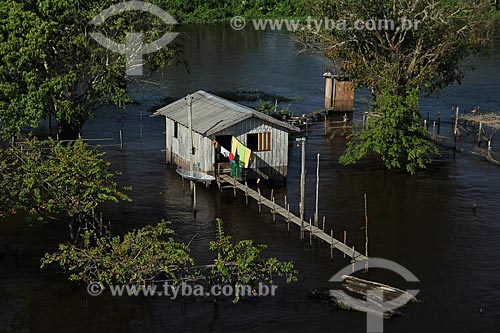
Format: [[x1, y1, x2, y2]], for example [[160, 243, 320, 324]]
[[1, 25, 500, 332]]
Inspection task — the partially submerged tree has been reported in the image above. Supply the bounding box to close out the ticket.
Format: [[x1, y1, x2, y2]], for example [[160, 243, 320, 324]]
[[0, 138, 130, 237], [0, 0, 179, 139], [41, 218, 297, 303], [339, 89, 437, 174], [300, 0, 497, 173], [41, 221, 193, 285], [208, 218, 297, 301]]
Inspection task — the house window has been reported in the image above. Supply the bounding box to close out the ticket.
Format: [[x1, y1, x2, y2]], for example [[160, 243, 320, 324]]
[[247, 132, 271, 152], [173, 121, 178, 138]]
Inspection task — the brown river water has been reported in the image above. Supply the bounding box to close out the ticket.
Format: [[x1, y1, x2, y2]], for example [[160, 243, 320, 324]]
[[1, 24, 500, 332]]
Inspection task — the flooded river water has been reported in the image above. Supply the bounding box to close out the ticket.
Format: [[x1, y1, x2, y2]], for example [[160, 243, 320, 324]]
[[1, 25, 500, 332]]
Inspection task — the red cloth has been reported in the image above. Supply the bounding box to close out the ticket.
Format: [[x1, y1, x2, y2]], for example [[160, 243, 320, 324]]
[[229, 152, 234, 161]]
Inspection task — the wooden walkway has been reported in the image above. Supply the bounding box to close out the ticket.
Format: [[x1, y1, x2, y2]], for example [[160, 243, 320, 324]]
[[219, 175, 367, 262]]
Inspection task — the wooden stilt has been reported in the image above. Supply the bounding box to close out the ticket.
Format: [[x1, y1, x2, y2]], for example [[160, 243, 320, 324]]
[[287, 203, 290, 232], [324, 112, 328, 136], [352, 246, 356, 272], [233, 177, 236, 198], [343, 231, 347, 259], [245, 181, 249, 205], [272, 197, 276, 222], [314, 153, 320, 227], [193, 183, 197, 211], [478, 122, 483, 145], [119, 130, 124, 152], [165, 116, 168, 164], [258, 188, 262, 213], [364, 193, 369, 272], [454, 107, 460, 151], [300, 202, 304, 240], [309, 219, 313, 246], [298, 137, 306, 240], [330, 230, 334, 260]]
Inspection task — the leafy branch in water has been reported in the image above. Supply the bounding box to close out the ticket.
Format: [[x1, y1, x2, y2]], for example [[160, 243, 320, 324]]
[[41, 220, 193, 286], [255, 100, 293, 117], [209, 219, 297, 301], [41, 219, 297, 303], [0, 138, 130, 239], [339, 89, 439, 174]]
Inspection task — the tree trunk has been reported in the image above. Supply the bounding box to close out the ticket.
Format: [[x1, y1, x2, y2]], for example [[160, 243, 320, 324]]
[[58, 121, 82, 140]]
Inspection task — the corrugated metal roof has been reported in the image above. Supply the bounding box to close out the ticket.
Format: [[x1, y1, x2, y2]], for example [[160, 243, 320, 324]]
[[154, 90, 299, 136]]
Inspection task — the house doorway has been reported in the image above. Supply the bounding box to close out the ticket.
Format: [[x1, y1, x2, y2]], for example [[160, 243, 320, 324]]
[[215, 135, 232, 163]]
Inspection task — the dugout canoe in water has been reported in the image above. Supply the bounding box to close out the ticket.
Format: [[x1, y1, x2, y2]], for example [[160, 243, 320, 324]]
[[342, 275, 419, 307]]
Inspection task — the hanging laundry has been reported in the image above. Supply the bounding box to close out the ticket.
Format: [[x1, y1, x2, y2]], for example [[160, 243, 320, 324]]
[[231, 137, 238, 156], [231, 136, 252, 168], [221, 146, 230, 158], [238, 143, 246, 162], [243, 146, 251, 168]]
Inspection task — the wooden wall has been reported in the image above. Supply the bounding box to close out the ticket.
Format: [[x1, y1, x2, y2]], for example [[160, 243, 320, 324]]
[[333, 80, 354, 112], [164, 117, 215, 174], [213, 118, 289, 178], [164, 116, 290, 179]]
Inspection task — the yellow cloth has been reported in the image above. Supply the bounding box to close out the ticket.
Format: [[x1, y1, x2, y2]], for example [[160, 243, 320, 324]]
[[243, 146, 251, 167], [231, 136, 252, 168], [231, 137, 238, 156]]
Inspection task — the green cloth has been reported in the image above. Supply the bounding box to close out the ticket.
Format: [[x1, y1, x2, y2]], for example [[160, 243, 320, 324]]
[[238, 143, 246, 161], [231, 161, 242, 178]]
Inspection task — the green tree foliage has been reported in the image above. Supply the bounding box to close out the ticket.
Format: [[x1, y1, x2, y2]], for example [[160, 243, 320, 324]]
[[0, 0, 178, 139], [340, 89, 438, 174], [0, 138, 129, 227], [300, 0, 497, 173], [41, 221, 192, 285], [209, 219, 297, 294], [255, 100, 277, 115], [41, 219, 297, 302], [255, 100, 291, 117], [163, 0, 310, 23], [305, 0, 496, 95]]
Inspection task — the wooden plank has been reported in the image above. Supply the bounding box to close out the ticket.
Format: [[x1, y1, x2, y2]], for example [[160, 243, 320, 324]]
[[219, 175, 366, 261]]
